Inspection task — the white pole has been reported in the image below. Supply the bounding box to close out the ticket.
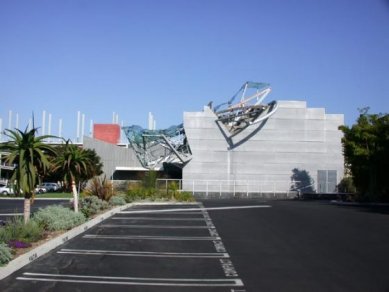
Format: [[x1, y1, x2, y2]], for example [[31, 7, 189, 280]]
[[48, 113, 52, 136], [112, 112, 115, 124], [0, 118, 2, 141], [148, 112, 152, 130], [42, 110, 46, 135], [8, 110, 12, 130], [76, 111, 81, 142], [81, 113, 85, 143], [89, 119, 93, 137]]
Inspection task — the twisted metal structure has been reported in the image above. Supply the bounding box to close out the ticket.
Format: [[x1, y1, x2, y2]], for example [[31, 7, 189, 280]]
[[213, 81, 278, 136], [122, 81, 278, 170], [122, 124, 191, 170]]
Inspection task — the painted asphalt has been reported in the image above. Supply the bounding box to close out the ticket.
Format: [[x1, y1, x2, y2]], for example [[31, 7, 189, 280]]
[[0, 202, 247, 292], [202, 199, 389, 292], [0, 199, 388, 291]]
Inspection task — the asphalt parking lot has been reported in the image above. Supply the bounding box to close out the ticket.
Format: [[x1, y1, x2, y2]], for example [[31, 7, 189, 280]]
[[202, 199, 389, 292], [0, 199, 388, 292], [0, 202, 247, 292]]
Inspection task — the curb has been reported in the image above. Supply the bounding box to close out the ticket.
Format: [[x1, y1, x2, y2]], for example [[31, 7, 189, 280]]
[[0, 201, 198, 280], [330, 200, 389, 207]]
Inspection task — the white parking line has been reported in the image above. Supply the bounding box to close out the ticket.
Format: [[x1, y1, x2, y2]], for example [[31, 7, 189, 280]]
[[99, 224, 212, 229], [83, 234, 221, 240], [112, 217, 206, 221], [57, 249, 230, 258], [146, 211, 204, 214], [118, 205, 270, 214], [198, 202, 241, 279], [17, 273, 244, 287]]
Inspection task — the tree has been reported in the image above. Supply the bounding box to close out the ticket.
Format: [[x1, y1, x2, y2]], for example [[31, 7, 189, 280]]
[[52, 141, 103, 212], [339, 110, 389, 201], [0, 128, 56, 223], [79, 148, 103, 182]]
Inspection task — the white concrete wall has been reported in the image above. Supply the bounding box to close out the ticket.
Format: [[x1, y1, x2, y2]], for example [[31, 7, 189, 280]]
[[83, 136, 142, 179], [183, 101, 344, 193]]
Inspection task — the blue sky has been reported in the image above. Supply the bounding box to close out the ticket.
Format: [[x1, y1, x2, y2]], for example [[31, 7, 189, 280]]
[[1, 0, 388, 141]]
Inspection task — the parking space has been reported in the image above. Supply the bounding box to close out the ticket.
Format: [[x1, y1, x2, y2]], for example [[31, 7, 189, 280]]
[[0, 203, 246, 292]]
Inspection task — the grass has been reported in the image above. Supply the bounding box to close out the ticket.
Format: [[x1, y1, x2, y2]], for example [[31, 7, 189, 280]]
[[36, 192, 73, 199]]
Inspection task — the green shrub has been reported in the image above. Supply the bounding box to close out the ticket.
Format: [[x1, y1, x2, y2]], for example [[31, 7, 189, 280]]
[[109, 195, 126, 206], [126, 186, 157, 201], [166, 181, 180, 200], [337, 176, 357, 193], [0, 243, 13, 266], [0, 216, 44, 243], [143, 171, 157, 189], [84, 176, 114, 201], [33, 205, 86, 231], [80, 196, 110, 218], [173, 191, 195, 202]]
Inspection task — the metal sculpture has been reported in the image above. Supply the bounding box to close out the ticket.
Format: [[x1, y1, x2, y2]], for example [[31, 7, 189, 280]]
[[212, 81, 278, 136], [122, 81, 277, 170], [122, 124, 191, 170]]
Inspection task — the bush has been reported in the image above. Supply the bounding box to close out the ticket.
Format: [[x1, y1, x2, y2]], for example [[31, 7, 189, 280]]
[[84, 176, 114, 201], [143, 171, 157, 189], [337, 176, 357, 193], [109, 195, 126, 206], [33, 205, 86, 231], [126, 186, 155, 201], [0, 216, 44, 243], [126, 184, 194, 202], [80, 196, 109, 218], [173, 191, 195, 202], [0, 243, 13, 266]]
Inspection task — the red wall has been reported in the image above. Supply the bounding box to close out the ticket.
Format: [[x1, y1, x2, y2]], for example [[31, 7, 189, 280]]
[[93, 124, 120, 144]]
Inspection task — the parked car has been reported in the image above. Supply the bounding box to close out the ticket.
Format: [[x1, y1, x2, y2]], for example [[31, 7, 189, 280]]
[[0, 184, 14, 195], [35, 186, 47, 194], [0, 183, 46, 195], [41, 182, 61, 192]]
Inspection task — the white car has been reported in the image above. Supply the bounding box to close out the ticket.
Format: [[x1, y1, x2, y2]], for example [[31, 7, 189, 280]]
[[35, 186, 47, 194], [0, 184, 46, 195], [41, 182, 61, 192], [0, 184, 14, 195]]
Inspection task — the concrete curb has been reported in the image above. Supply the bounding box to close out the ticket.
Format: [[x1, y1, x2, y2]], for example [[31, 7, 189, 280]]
[[330, 200, 389, 207], [0, 201, 198, 280]]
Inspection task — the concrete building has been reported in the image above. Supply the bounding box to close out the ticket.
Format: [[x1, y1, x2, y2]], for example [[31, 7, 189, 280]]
[[82, 101, 343, 197], [80, 82, 344, 197], [182, 101, 344, 195]]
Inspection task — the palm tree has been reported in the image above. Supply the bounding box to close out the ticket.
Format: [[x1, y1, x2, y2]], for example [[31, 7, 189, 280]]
[[52, 140, 98, 212], [0, 127, 56, 223]]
